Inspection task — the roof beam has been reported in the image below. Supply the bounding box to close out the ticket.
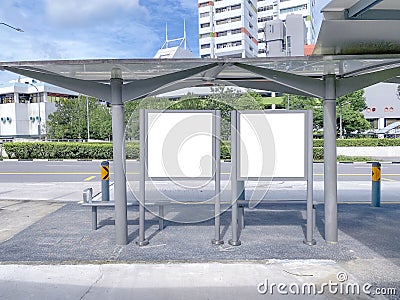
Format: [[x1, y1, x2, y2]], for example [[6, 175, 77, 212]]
[[337, 66, 400, 97], [233, 63, 325, 98], [226, 79, 314, 97], [346, 0, 384, 19], [122, 63, 219, 102], [3, 66, 110, 100]]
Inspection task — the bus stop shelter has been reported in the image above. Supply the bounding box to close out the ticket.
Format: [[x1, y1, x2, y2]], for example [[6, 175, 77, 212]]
[[1, 0, 400, 246]]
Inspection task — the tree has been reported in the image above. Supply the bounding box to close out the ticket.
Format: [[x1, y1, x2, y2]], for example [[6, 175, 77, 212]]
[[284, 94, 324, 130], [284, 90, 370, 135], [47, 96, 112, 140], [337, 90, 370, 135]]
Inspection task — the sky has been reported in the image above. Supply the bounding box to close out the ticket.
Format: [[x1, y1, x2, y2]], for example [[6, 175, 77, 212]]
[[0, 0, 199, 82]]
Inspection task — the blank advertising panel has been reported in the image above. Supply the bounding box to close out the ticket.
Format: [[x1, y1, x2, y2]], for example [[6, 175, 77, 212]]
[[239, 112, 306, 179], [147, 112, 214, 178]]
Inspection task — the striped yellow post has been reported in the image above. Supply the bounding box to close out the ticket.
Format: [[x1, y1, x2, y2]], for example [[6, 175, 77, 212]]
[[101, 161, 110, 201]]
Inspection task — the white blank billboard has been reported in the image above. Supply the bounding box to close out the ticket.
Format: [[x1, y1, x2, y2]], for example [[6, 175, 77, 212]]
[[147, 112, 214, 178], [239, 112, 306, 179]]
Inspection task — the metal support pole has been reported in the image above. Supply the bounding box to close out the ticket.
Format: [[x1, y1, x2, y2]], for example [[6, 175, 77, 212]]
[[323, 74, 338, 244], [304, 111, 316, 246], [92, 207, 97, 230], [137, 109, 149, 246], [212, 111, 224, 245], [229, 111, 241, 246], [110, 68, 128, 245], [101, 161, 110, 201], [372, 162, 381, 207]]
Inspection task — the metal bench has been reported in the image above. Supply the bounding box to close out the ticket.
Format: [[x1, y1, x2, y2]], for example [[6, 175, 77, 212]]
[[82, 188, 165, 230]]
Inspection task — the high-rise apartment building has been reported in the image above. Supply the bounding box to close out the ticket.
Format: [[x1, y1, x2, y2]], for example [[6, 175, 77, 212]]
[[198, 0, 259, 58], [198, 0, 331, 58]]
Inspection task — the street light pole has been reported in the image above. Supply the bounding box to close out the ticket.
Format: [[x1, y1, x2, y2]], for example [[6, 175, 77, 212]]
[[86, 95, 90, 141], [30, 84, 41, 140], [0, 22, 24, 32], [339, 103, 343, 139]]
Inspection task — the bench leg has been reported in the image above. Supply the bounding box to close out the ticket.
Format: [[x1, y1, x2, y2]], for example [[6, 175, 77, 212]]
[[238, 206, 245, 232], [313, 205, 316, 230], [92, 206, 97, 230], [158, 205, 164, 230]]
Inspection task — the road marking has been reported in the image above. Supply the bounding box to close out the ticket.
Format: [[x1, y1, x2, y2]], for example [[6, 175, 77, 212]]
[[382, 177, 397, 182], [84, 176, 96, 181]]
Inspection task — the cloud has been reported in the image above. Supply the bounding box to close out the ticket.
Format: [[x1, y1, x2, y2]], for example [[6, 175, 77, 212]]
[[43, 0, 148, 27]]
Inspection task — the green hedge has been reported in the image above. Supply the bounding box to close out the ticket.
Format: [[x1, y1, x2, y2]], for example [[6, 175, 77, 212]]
[[3, 142, 139, 160], [313, 138, 400, 147], [3, 139, 399, 160]]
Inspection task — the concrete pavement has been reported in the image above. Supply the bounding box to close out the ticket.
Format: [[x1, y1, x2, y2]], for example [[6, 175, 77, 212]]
[[0, 261, 383, 300], [0, 200, 398, 299]]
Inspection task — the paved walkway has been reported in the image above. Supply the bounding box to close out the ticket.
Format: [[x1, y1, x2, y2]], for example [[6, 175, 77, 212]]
[[0, 200, 399, 299]]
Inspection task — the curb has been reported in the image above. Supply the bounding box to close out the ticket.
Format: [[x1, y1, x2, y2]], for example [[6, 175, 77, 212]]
[[1, 159, 400, 164]]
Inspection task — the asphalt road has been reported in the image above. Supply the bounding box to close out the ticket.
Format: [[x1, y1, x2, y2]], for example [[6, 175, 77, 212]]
[[0, 160, 400, 183]]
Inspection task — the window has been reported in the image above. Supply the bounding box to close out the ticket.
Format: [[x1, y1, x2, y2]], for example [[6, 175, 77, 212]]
[[216, 16, 241, 24], [200, 23, 210, 28], [198, 2, 209, 8], [280, 4, 307, 14], [200, 12, 209, 18], [30, 93, 45, 103], [201, 44, 211, 49], [258, 5, 274, 12], [232, 4, 241, 10], [216, 19, 228, 25], [258, 16, 273, 22], [18, 94, 30, 103], [216, 7, 228, 13], [217, 31, 227, 36], [231, 28, 241, 34], [199, 33, 210, 39], [47, 93, 77, 103], [0, 93, 14, 104], [216, 41, 242, 49]]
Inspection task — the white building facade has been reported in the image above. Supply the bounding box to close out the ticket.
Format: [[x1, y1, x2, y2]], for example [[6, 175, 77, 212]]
[[198, 0, 259, 58], [257, 0, 331, 57], [0, 78, 78, 138], [363, 83, 400, 131]]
